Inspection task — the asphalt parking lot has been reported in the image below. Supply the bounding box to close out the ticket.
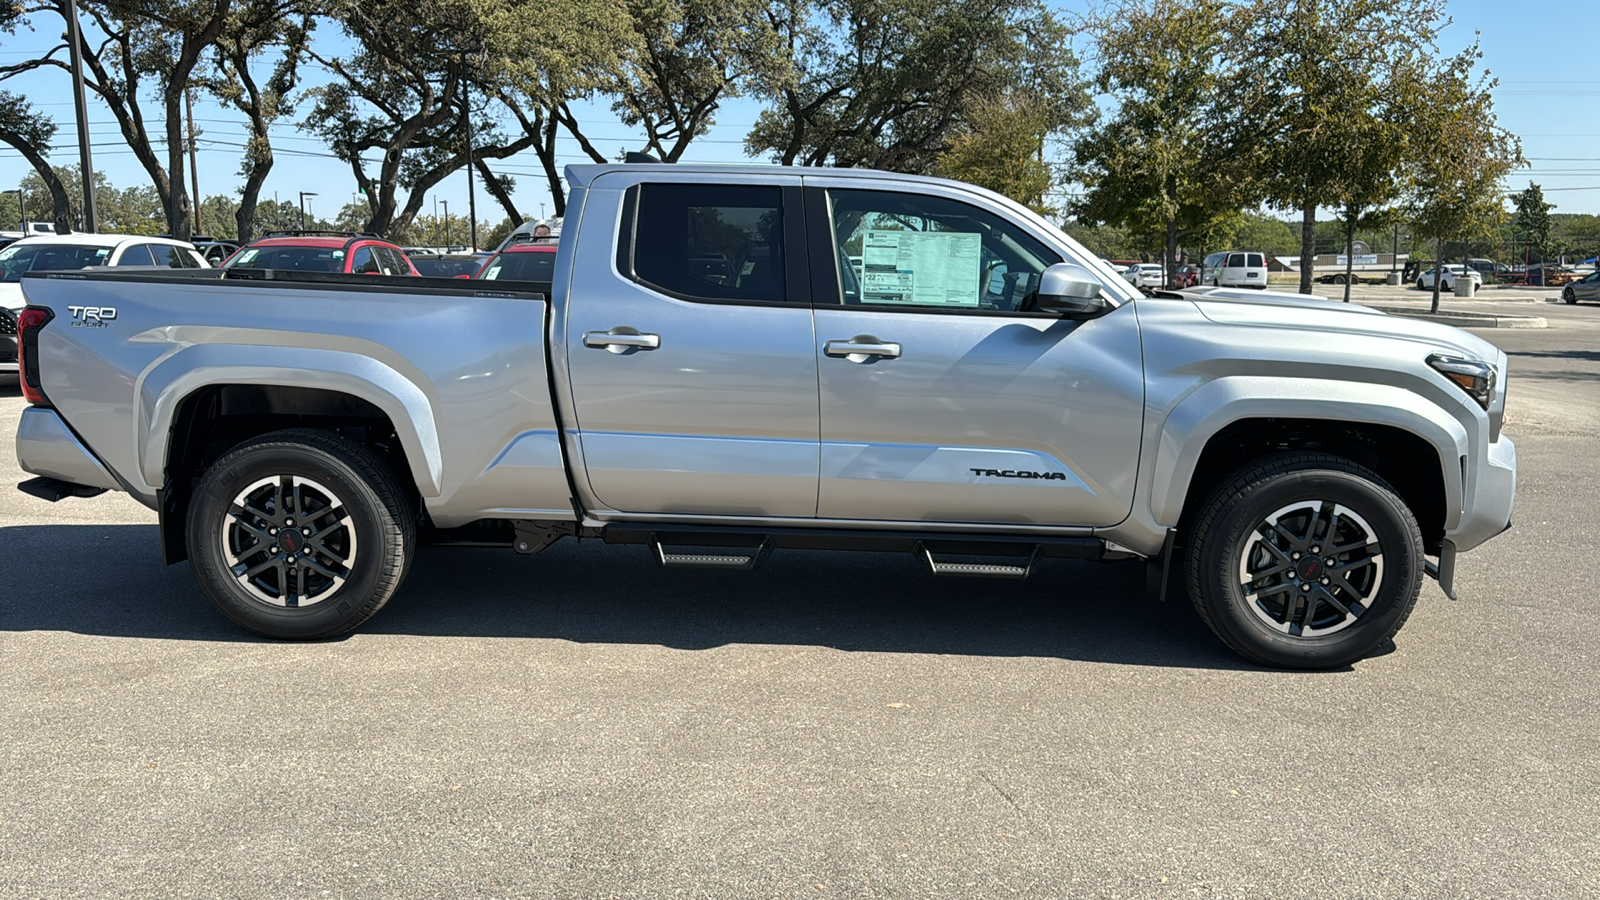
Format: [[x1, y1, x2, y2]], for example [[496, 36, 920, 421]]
[[3, 295, 1598, 898]]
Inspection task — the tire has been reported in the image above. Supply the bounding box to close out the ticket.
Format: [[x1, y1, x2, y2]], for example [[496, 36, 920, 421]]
[[1333, 274, 1347, 285], [186, 428, 417, 639], [1416, 279, 1426, 291], [1184, 452, 1424, 669], [1565, 287, 1577, 304]]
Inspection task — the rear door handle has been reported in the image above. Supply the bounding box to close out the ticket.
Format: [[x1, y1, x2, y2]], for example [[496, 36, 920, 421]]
[[824, 336, 901, 362], [584, 328, 660, 353]]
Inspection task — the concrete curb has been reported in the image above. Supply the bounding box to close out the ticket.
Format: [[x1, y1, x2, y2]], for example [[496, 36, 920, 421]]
[[1372, 306, 1548, 328]]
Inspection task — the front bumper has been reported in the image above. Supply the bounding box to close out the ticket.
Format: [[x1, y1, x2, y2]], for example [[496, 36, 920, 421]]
[[1449, 433, 1516, 553], [15, 407, 120, 490]]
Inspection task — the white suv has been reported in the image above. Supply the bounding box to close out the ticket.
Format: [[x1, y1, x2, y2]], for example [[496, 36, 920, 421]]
[[1416, 264, 1483, 293], [1201, 251, 1268, 289]]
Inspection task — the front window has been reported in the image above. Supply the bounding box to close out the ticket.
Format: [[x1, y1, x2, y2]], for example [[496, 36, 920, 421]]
[[827, 189, 1061, 312], [0, 243, 113, 282]]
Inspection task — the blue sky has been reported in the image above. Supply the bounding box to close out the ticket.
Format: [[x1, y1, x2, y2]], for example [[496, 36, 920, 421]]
[[0, 0, 1595, 230]]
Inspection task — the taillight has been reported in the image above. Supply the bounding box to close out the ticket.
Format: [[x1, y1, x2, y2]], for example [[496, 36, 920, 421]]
[[17, 306, 53, 406]]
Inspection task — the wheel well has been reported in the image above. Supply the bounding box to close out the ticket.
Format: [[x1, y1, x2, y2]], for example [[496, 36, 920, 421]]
[[159, 384, 417, 564], [1180, 418, 1447, 554]]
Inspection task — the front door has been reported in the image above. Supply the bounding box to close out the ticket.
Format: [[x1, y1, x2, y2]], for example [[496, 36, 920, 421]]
[[564, 176, 820, 518], [808, 185, 1145, 528]]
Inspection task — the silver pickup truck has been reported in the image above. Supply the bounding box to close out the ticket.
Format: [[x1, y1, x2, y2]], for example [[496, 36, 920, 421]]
[[12, 164, 1515, 668]]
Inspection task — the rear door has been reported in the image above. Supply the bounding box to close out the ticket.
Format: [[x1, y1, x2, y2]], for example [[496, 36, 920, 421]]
[[562, 174, 820, 518], [805, 182, 1145, 527]]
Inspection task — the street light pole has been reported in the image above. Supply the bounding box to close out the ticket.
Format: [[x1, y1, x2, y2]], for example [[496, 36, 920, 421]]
[[460, 53, 479, 252], [442, 199, 450, 248], [298, 191, 317, 230], [63, 0, 98, 233]]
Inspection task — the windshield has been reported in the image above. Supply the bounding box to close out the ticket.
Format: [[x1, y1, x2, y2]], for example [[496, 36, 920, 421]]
[[0, 243, 112, 282], [224, 246, 347, 272], [476, 250, 555, 282]]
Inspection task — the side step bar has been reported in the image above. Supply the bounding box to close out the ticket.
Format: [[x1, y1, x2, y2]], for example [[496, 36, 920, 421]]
[[917, 541, 1040, 580], [650, 533, 774, 571]]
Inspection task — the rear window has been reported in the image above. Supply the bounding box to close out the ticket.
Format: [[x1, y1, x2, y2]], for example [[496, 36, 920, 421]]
[[477, 250, 556, 283], [1227, 253, 1246, 267], [412, 257, 483, 278], [624, 182, 786, 303], [1246, 253, 1264, 268], [225, 246, 347, 272]]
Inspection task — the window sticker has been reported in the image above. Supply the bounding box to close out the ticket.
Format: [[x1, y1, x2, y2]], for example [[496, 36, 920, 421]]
[[483, 265, 502, 280], [860, 230, 982, 306]]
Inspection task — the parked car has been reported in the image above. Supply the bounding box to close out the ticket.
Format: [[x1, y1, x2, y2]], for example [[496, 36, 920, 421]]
[[221, 231, 420, 276], [1201, 251, 1268, 289], [492, 217, 562, 253], [472, 240, 558, 282], [192, 237, 241, 266], [12, 162, 1515, 670], [1561, 271, 1600, 304], [1121, 263, 1164, 289], [1416, 265, 1483, 292], [407, 252, 489, 279], [0, 306, 15, 374], [1173, 264, 1202, 287], [0, 233, 207, 312]]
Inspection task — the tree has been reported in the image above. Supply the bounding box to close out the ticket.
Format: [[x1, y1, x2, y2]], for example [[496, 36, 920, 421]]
[[1222, 0, 1451, 294], [746, 0, 1089, 175], [1405, 42, 1522, 313], [936, 92, 1057, 215], [1071, 0, 1245, 287], [2, 0, 299, 239], [0, 90, 74, 231], [1511, 182, 1553, 265], [17, 166, 165, 233], [607, 0, 788, 163], [206, 10, 313, 242]]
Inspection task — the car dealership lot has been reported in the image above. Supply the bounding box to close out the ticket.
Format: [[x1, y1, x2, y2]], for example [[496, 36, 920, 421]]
[[2, 299, 1598, 897]]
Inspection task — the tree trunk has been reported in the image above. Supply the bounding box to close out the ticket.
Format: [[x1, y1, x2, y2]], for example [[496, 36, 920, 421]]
[[1430, 239, 1443, 314], [1342, 216, 1356, 302], [1300, 202, 1316, 294], [1165, 218, 1179, 290], [0, 125, 74, 232], [475, 158, 520, 224]]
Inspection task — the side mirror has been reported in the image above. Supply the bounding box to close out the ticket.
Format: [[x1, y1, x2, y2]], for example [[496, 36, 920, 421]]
[[1035, 263, 1112, 319]]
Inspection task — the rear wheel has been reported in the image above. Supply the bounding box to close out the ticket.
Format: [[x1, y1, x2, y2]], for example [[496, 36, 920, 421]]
[[1416, 279, 1427, 290], [1185, 453, 1424, 669], [1565, 287, 1577, 304], [186, 428, 417, 639]]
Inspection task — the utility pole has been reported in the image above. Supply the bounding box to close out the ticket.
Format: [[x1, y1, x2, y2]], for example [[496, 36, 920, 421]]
[[186, 87, 203, 235], [461, 55, 479, 252], [64, 0, 98, 233]]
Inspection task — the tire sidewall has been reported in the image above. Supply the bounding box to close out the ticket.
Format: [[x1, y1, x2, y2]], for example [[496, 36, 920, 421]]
[[188, 442, 398, 639], [1197, 467, 1423, 668]]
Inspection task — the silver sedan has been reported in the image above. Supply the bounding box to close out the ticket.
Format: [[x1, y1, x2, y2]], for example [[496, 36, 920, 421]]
[[1562, 271, 1600, 304]]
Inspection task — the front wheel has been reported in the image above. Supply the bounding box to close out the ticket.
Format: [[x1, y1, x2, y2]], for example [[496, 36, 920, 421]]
[[1185, 453, 1424, 669], [186, 428, 417, 639]]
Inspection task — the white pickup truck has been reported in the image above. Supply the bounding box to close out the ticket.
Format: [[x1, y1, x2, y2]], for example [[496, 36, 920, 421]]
[[12, 163, 1515, 668]]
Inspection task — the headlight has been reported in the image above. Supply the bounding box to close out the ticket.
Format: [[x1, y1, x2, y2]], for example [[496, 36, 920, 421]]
[[1427, 353, 1496, 410]]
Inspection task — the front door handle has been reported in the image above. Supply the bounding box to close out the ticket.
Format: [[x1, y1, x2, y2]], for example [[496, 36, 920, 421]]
[[584, 327, 660, 353], [824, 336, 901, 362]]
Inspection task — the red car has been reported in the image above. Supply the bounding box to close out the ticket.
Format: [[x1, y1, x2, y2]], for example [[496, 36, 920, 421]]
[[221, 231, 420, 276], [472, 240, 557, 282]]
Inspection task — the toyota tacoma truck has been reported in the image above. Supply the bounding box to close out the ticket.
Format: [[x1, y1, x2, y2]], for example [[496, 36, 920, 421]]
[[11, 164, 1515, 668]]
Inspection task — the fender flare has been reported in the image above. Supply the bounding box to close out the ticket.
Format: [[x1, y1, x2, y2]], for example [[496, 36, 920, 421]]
[[136, 343, 444, 497], [1147, 376, 1471, 529]]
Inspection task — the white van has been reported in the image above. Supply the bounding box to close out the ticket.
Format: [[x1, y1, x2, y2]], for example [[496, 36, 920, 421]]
[[493, 217, 562, 253], [1202, 250, 1268, 289]]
